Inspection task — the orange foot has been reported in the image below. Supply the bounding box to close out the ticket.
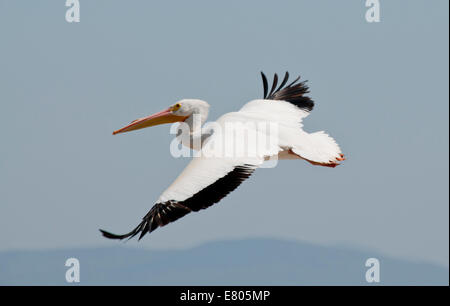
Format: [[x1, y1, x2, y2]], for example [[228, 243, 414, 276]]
[[306, 160, 339, 168], [336, 154, 346, 161], [290, 150, 345, 168]]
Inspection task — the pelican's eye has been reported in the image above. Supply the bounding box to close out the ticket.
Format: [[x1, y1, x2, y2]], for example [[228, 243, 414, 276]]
[[171, 103, 181, 112]]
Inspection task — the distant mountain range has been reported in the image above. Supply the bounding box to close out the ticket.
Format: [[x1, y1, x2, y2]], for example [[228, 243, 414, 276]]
[[0, 239, 447, 285]]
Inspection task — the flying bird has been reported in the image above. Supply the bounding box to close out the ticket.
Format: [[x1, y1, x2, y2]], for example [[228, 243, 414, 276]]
[[100, 72, 345, 240]]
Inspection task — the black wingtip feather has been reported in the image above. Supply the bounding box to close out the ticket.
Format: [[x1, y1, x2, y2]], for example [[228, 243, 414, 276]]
[[286, 75, 301, 88], [99, 220, 145, 240], [261, 71, 314, 112], [261, 72, 268, 99], [99, 229, 130, 240], [276, 72, 289, 92], [269, 73, 278, 97]]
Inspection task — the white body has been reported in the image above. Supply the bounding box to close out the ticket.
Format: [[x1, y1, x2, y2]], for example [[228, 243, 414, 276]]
[[159, 99, 342, 203]]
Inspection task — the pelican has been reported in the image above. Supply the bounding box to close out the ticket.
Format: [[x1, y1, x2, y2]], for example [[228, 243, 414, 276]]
[[100, 72, 345, 240]]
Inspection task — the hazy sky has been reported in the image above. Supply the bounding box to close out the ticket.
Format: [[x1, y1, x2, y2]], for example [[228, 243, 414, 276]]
[[0, 1, 448, 266]]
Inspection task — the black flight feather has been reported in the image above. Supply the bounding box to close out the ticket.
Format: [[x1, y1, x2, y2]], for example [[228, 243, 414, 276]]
[[261, 71, 314, 112], [269, 73, 278, 97], [261, 71, 268, 99], [100, 165, 255, 241]]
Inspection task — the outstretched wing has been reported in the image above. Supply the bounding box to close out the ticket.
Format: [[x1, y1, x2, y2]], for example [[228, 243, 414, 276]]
[[100, 157, 258, 241]]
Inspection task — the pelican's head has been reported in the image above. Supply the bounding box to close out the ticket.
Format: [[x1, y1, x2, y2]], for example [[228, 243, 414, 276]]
[[113, 99, 209, 135]]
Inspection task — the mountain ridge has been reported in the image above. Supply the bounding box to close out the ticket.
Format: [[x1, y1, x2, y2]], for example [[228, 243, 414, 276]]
[[0, 238, 447, 285]]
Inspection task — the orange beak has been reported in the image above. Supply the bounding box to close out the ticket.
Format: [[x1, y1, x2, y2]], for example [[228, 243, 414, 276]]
[[113, 108, 187, 135]]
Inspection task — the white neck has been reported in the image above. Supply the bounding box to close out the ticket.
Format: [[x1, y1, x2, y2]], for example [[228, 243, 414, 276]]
[[175, 100, 210, 150]]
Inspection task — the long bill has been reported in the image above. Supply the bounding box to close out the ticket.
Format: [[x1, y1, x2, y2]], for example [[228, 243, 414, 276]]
[[113, 108, 187, 135]]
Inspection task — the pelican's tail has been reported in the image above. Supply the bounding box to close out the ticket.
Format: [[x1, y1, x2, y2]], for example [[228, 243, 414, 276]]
[[291, 131, 345, 167]]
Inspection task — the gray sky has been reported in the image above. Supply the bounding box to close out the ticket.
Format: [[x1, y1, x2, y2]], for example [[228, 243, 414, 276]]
[[0, 0, 448, 266]]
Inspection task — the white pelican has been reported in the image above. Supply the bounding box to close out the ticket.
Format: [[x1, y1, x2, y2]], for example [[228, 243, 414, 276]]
[[100, 72, 345, 240]]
